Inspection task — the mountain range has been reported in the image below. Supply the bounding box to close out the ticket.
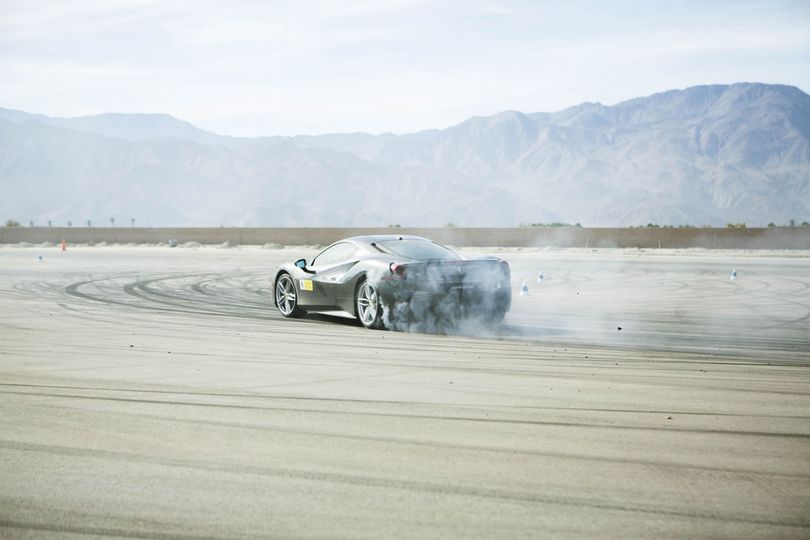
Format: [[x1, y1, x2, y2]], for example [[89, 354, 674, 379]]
[[1, 82, 808, 227]]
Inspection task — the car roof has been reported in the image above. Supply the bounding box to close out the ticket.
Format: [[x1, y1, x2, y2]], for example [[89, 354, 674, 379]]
[[342, 235, 433, 247]]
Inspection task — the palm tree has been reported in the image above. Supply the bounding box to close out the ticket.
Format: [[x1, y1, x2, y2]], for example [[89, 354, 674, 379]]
[[110, 217, 115, 227], [67, 220, 72, 227], [87, 220, 92, 228], [131, 218, 135, 227]]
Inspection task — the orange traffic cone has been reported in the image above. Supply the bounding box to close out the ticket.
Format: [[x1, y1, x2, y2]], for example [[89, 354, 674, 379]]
[[61, 239, 66, 252]]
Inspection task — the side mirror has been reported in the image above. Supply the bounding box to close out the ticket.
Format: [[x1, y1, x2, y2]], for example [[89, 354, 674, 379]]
[[295, 258, 316, 274]]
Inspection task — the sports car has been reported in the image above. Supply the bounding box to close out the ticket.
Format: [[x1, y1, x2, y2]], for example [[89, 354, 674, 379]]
[[273, 235, 511, 329]]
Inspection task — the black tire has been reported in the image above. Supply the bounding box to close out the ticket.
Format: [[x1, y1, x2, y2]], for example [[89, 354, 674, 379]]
[[485, 308, 506, 326], [355, 278, 385, 329], [275, 273, 305, 318]]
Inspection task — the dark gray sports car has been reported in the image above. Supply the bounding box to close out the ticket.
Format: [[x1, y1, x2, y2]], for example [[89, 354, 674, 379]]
[[273, 235, 511, 329]]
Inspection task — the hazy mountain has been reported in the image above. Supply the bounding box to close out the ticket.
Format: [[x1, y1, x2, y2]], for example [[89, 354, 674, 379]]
[[0, 107, 285, 148], [1, 83, 808, 227]]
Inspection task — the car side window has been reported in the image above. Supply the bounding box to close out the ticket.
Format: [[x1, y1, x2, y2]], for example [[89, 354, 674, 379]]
[[312, 242, 357, 267]]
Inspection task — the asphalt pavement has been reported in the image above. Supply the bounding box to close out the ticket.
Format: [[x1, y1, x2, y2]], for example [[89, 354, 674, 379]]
[[1, 245, 808, 538]]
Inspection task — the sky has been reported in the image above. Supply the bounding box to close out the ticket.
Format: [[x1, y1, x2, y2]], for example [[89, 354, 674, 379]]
[[1, 0, 809, 136]]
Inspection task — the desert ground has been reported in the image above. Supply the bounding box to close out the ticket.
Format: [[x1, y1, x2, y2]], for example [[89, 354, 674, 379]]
[[1, 244, 808, 538]]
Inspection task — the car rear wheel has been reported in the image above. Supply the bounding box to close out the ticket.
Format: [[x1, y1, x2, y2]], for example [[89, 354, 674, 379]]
[[356, 279, 384, 329], [485, 308, 506, 326], [275, 273, 305, 318]]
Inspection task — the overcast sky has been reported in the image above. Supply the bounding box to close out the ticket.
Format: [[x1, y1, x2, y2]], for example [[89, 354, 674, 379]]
[[1, 0, 809, 136]]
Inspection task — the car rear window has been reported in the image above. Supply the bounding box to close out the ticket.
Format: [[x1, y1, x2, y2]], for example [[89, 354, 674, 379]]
[[378, 240, 458, 260]]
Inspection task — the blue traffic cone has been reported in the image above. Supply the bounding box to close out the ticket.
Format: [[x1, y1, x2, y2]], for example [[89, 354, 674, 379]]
[[520, 280, 529, 296], [730, 268, 737, 280], [537, 271, 544, 283]]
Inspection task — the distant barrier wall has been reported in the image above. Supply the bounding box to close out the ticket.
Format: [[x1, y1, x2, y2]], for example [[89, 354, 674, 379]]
[[1, 227, 809, 249]]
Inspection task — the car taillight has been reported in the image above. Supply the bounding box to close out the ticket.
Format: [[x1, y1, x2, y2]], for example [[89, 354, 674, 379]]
[[389, 263, 407, 279]]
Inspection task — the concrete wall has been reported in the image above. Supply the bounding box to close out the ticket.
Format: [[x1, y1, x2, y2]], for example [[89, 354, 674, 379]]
[[1, 226, 809, 249]]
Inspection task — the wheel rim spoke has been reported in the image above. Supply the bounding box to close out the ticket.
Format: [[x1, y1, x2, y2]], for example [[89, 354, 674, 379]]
[[358, 282, 378, 325], [277, 276, 296, 315]]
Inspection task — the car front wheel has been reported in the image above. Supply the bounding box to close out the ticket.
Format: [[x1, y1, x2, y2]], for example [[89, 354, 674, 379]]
[[275, 273, 305, 318]]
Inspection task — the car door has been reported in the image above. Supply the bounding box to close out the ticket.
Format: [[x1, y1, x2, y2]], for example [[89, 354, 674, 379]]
[[300, 242, 359, 308]]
